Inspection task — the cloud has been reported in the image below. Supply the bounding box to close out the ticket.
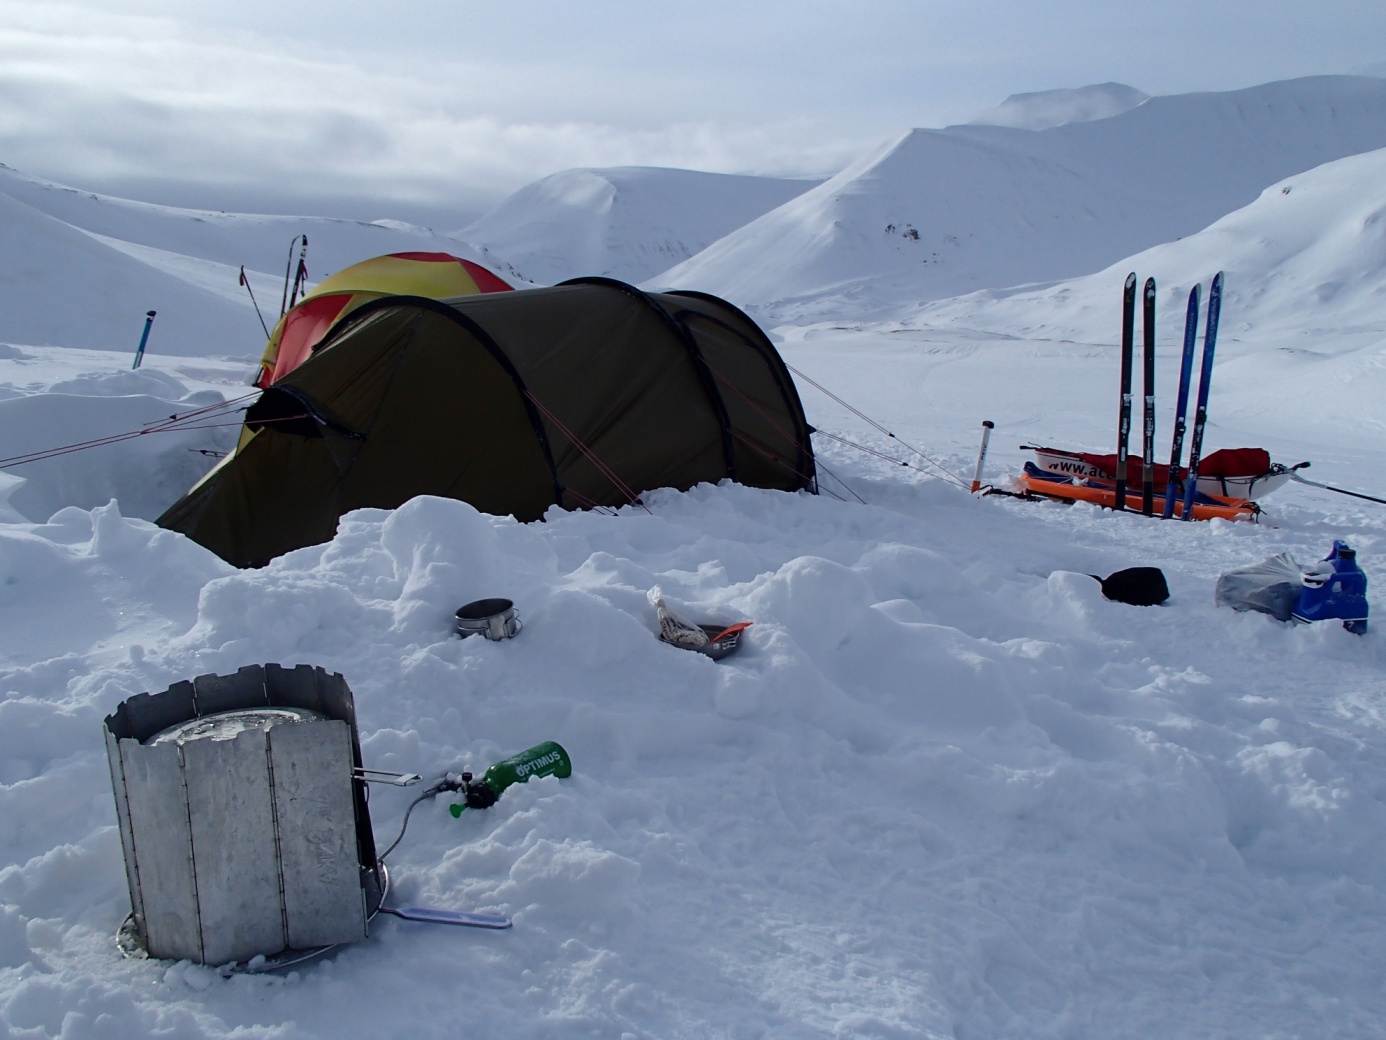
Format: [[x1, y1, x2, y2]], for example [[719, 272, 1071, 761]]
[[2, 0, 1384, 219], [0, 3, 890, 214]]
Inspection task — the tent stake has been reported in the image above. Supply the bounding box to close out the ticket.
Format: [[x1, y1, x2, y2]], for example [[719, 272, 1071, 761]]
[[971, 420, 995, 493], [131, 311, 156, 370]]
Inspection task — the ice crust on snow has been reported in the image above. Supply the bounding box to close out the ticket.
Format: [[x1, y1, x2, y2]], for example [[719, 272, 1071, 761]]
[[1, 74, 1386, 1039]]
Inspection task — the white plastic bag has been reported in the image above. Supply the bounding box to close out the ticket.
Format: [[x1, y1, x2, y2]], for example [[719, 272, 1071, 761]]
[[1214, 553, 1303, 621]]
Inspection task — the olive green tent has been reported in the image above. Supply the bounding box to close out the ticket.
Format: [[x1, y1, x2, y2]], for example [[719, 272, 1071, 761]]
[[157, 278, 817, 568]]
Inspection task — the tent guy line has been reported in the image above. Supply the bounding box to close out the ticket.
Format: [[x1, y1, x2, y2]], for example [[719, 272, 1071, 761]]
[[0, 392, 260, 469], [786, 362, 973, 490]]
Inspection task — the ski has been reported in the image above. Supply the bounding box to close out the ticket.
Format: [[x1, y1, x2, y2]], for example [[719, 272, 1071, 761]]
[[1114, 272, 1137, 510], [1141, 277, 1156, 515], [1180, 271, 1224, 520], [1162, 284, 1200, 517]]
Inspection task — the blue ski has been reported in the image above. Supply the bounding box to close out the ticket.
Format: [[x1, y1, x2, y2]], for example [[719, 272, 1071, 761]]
[[1180, 272, 1224, 520], [1114, 273, 1137, 510], [1162, 284, 1201, 517]]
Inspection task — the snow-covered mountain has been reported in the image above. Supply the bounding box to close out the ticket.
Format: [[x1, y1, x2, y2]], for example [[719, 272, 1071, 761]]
[[918, 145, 1386, 345], [461, 166, 818, 285], [968, 82, 1150, 130], [9, 75, 1385, 356], [0, 188, 260, 356], [653, 75, 1386, 323], [908, 145, 1386, 448], [0, 160, 817, 355], [0, 164, 495, 356]]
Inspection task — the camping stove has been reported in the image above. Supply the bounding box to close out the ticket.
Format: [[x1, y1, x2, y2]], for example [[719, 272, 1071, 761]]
[[103, 664, 392, 967]]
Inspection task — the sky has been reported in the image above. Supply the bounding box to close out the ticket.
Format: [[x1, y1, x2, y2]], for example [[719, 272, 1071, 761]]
[[2, 0, 1384, 225]]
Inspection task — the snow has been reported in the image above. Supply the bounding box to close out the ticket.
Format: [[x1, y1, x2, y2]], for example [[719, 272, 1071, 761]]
[[460, 166, 819, 286], [653, 75, 1386, 325], [0, 164, 498, 356], [2, 75, 1386, 1039], [967, 83, 1151, 131], [911, 146, 1386, 456]]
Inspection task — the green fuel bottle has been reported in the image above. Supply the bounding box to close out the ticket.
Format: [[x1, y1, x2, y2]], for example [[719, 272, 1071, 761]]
[[450, 741, 571, 815]]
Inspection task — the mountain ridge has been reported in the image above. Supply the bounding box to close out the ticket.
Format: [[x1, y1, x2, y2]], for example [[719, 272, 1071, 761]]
[[651, 75, 1386, 323], [461, 165, 820, 285]]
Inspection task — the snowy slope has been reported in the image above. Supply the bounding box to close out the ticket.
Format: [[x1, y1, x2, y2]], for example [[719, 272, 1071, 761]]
[[462, 166, 819, 285], [916, 146, 1386, 342], [909, 146, 1386, 449], [968, 82, 1150, 130], [0, 190, 272, 357], [0, 164, 498, 356], [654, 75, 1386, 323]]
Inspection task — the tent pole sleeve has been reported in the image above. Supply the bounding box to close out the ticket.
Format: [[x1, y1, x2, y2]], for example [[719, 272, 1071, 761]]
[[664, 289, 818, 494], [311, 295, 567, 509], [558, 276, 738, 481]]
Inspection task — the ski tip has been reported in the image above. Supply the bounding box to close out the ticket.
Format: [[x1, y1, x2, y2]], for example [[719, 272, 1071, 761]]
[[1144, 277, 1156, 295], [1125, 272, 1137, 289]]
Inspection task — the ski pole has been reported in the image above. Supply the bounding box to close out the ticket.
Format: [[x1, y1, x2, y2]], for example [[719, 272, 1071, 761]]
[[970, 420, 995, 493], [131, 310, 156, 370], [280, 234, 305, 317], [239, 266, 271, 339], [289, 237, 309, 310]]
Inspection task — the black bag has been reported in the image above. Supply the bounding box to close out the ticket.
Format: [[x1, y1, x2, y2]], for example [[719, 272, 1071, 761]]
[[1094, 567, 1169, 606]]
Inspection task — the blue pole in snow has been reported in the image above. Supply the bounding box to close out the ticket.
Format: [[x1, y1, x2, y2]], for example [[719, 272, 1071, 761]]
[[132, 310, 157, 369]]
